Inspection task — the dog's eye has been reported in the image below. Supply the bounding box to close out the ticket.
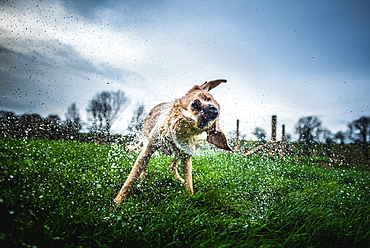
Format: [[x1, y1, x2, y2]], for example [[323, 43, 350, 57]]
[[201, 94, 211, 101]]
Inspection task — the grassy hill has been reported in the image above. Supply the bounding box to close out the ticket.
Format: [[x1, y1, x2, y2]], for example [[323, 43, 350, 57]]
[[0, 137, 369, 247]]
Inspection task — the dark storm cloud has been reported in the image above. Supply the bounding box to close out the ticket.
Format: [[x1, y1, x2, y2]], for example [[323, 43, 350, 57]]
[[1, 0, 369, 135], [0, 37, 136, 116], [59, 0, 163, 19]]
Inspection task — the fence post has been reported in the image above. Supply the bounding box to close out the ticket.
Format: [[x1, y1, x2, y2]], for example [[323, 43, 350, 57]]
[[280, 124, 286, 158], [235, 119, 240, 152], [269, 115, 277, 155]]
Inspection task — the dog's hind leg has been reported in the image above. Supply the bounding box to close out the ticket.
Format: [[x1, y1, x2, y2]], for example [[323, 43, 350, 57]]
[[170, 158, 185, 183], [114, 143, 154, 204]]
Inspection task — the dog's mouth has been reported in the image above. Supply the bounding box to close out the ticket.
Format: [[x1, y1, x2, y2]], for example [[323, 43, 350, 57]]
[[191, 99, 219, 129]]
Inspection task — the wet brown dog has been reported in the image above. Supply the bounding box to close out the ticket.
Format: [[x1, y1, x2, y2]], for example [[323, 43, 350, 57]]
[[113, 79, 232, 204]]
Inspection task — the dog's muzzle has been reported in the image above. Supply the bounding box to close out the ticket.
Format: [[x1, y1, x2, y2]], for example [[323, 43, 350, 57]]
[[191, 99, 219, 129]]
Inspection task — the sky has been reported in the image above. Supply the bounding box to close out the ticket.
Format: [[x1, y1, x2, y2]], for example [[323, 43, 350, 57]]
[[1, 0, 369, 140]]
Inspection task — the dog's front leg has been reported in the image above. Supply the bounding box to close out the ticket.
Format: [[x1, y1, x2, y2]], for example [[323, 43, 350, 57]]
[[181, 157, 194, 195], [113, 143, 154, 205]]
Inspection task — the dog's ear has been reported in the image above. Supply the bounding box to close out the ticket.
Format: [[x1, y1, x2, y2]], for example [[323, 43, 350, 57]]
[[206, 121, 233, 152], [200, 79, 227, 92]]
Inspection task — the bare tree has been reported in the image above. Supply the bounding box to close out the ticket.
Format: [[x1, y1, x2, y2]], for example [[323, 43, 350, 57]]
[[295, 116, 323, 156], [318, 127, 333, 144], [19, 113, 44, 138], [45, 114, 62, 140], [295, 116, 322, 144], [0, 111, 17, 137], [127, 104, 146, 142], [127, 104, 146, 134], [65, 103, 82, 138], [348, 116, 370, 159], [252, 127, 267, 142], [334, 131, 347, 144], [86, 90, 129, 134], [348, 116, 370, 143]]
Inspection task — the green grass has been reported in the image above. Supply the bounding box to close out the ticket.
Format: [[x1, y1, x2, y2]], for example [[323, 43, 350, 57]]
[[0, 137, 369, 247]]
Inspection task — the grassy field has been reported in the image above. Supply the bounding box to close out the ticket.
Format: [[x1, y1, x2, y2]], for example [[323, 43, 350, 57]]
[[0, 137, 369, 247]]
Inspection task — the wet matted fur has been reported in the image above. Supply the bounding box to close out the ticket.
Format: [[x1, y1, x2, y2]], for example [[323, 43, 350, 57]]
[[114, 79, 232, 204]]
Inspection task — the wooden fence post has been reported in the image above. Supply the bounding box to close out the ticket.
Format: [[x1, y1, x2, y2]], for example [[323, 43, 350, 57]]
[[235, 119, 240, 152], [280, 124, 286, 158], [269, 115, 277, 155]]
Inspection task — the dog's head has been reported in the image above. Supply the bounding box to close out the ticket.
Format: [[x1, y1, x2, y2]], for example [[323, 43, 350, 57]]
[[177, 79, 232, 152]]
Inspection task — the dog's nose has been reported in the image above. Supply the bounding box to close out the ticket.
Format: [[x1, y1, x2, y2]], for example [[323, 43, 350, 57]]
[[205, 104, 218, 119], [197, 103, 219, 129]]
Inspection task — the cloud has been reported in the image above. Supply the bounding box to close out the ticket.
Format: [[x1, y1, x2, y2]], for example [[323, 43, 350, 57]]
[[0, 34, 138, 115], [0, 0, 144, 119], [1, 0, 369, 137]]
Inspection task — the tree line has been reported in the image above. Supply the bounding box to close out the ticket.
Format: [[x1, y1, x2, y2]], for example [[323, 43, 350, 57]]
[[247, 115, 369, 161], [0, 89, 369, 158], [0, 90, 146, 143], [251, 116, 370, 145]]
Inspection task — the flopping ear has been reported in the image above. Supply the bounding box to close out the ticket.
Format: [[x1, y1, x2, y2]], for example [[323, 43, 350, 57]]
[[200, 79, 227, 92], [207, 121, 233, 152]]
